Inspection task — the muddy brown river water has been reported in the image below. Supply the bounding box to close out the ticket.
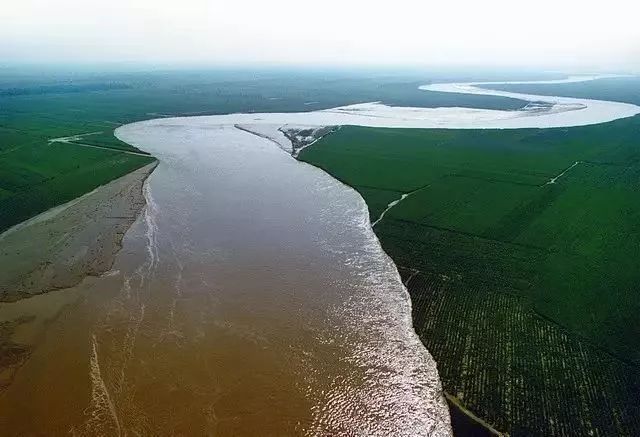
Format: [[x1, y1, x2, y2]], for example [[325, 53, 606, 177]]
[[0, 123, 451, 436]]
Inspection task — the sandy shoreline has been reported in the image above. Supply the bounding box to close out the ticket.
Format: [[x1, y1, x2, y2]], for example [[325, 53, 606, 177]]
[[0, 162, 157, 303], [0, 161, 156, 392]]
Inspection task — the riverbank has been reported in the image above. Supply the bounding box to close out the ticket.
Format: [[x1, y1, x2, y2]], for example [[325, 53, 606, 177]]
[[0, 161, 156, 393], [0, 161, 157, 302]]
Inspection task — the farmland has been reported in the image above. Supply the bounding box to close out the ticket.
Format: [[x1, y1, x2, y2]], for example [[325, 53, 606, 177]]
[[0, 68, 535, 233], [299, 116, 640, 435], [0, 141, 153, 232]]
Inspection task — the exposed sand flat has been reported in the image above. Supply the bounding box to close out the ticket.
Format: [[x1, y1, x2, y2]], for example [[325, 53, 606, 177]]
[[0, 162, 154, 395], [0, 162, 157, 303]]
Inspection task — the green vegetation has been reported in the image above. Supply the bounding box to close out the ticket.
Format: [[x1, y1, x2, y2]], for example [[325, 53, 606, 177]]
[[299, 117, 640, 435], [0, 68, 536, 233], [0, 107, 154, 232], [0, 142, 152, 231]]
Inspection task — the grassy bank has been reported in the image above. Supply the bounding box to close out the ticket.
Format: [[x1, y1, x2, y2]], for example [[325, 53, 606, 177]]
[[299, 116, 640, 435], [0, 142, 153, 232]]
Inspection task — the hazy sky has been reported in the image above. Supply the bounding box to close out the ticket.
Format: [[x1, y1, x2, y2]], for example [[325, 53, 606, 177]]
[[3, 0, 639, 70]]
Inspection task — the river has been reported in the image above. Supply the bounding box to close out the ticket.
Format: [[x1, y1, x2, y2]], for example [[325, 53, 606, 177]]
[[0, 75, 637, 436]]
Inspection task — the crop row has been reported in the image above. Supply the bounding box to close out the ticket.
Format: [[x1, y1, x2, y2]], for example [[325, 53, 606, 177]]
[[399, 268, 640, 436]]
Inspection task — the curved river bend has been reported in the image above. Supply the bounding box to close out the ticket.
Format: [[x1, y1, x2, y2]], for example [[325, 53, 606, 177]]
[[1, 76, 638, 436]]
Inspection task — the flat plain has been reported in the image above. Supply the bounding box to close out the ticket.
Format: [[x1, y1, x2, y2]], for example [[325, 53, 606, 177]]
[[4, 69, 637, 435], [0, 68, 539, 233]]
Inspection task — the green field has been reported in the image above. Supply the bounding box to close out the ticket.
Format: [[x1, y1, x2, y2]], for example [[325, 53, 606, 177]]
[[0, 67, 538, 233], [299, 116, 640, 435]]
